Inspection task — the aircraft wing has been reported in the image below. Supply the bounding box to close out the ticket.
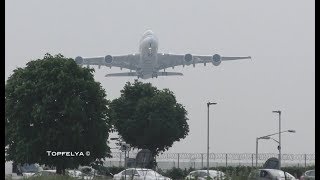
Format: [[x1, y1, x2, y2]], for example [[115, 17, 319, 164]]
[[157, 53, 251, 70], [74, 54, 140, 71]]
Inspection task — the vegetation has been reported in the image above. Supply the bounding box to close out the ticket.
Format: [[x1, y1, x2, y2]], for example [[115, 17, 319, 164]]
[[91, 164, 125, 176], [163, 167, 187, 179], [5, 53, 112, 174], [110, 80, 189, 168], [281, 165, 315, 179]]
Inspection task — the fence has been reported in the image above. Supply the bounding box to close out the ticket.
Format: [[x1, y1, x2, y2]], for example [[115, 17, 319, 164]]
[[103, 152, 315, 170]]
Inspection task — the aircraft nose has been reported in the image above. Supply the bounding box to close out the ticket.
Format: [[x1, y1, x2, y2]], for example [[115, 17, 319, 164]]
[[144, 37, 153, 46]]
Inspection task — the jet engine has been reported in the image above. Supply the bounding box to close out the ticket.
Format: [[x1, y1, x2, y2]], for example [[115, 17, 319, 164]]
[[105, 55, 113, 64], [184, 54, 193, 66], [75, 56, 83, 65], [212, 54, 221, 66]]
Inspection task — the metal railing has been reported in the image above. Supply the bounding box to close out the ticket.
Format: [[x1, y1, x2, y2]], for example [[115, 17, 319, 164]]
[[104, 152, 315, 170]]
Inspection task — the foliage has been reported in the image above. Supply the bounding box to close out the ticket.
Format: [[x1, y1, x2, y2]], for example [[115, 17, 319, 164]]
[[110, 80, 189, 163], [281, 165, 315, 179], [212, 166, 253, 179], [5, 53, 112, 174], [91, 165, 125, 176], [163, 167, 187, 180]]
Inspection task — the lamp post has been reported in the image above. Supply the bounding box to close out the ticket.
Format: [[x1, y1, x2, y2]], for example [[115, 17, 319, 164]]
[[256, 136, 270, 167], [272, 110, 281, 169], [207, 102, 217, 177], [256, 129, 295, 168]]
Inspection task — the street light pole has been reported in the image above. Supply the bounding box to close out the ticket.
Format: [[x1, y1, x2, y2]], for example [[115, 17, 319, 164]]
[[207, 102, 217, 177], [256, 136, 270, 168], [124, 149, 127, 180], [273, 110, 281, 169], [256, 138, 258, 168], [256, 129, 295, 169]]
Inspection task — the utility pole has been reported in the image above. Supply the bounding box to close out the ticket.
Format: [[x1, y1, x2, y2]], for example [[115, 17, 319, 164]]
[[207, 102, 217, 177], [273, 110, 281, 169]]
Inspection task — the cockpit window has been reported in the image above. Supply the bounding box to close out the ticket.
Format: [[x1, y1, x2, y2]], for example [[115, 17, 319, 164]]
[[143, 30, 153, 37]]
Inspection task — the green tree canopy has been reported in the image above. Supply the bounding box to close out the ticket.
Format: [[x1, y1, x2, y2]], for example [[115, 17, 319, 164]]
[[5, 53, 111, 174], [110, 80, 189, 158]]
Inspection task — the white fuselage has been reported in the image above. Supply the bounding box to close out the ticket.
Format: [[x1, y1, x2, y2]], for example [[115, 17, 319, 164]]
[[138, 30, 159, 79]]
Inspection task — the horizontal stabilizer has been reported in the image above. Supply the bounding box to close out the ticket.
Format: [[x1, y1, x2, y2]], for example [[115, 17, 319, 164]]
[[157, 72, 183, 76], [105, 72, 137, 77]]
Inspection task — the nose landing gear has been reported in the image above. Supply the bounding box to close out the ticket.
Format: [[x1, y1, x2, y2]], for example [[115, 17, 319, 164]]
[[151, 72, 158, 78], [137, 72, 144, 79]]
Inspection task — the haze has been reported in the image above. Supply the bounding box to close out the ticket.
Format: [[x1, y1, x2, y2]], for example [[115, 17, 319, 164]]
[[5, 0, 315, 154]]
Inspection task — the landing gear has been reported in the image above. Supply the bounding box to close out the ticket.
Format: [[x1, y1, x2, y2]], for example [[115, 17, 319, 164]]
[[151, 72, 158, 78], [137, 70, 143, 79], [137, 74, 144, 79]]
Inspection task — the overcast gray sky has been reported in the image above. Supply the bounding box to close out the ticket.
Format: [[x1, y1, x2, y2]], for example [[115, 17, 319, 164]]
[[5, 0, 314, 154]]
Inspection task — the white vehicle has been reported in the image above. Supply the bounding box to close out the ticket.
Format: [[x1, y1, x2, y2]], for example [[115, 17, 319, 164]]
[[75, 30, 251, 79], [21, 163, 43, 178], [32, 169, 93, 179], [67, 169, 83, 178], [185, 170, 226, 180], [248, 169, 297, 180], [113, 168, 171, 180], [31, 169, 56, 177], [68, 168, 94, 180], [300, 170, 315, 180], [22, 172, 36, 178]]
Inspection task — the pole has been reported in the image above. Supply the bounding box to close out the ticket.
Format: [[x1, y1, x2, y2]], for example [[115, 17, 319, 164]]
[[201, 154, 204, 169], [273, 110, 282, 169], [252, 154, 254, 167], [124, 150, 127, 180], [304, 154, 307, 167], [207, 103, 210, 176], [256, 138, 258, 168], [206, 102, 216, 176], [178, 153, 180, 169], [225, 154, 228, 167], [279, 111, 281, 169]]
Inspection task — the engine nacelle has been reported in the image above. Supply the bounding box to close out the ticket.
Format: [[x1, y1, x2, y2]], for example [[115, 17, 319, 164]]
[[184, 54, 193, 66], [105, 55, 113, 64], [75, 56, 83, 65], [212, 54, 221, 66]]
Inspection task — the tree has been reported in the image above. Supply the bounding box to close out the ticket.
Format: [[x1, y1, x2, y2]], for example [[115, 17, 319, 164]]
[[110, 80, 189, 167], [5, 53, 111, 174]]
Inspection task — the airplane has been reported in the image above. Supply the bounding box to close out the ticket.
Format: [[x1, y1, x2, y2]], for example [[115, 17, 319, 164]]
[[75, 30, 251, 79]]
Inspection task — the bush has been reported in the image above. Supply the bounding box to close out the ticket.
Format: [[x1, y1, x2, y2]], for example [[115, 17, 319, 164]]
[[90, 165, 124, 176], [281, 166, 315, 179], [163, 167, 186, 179]]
